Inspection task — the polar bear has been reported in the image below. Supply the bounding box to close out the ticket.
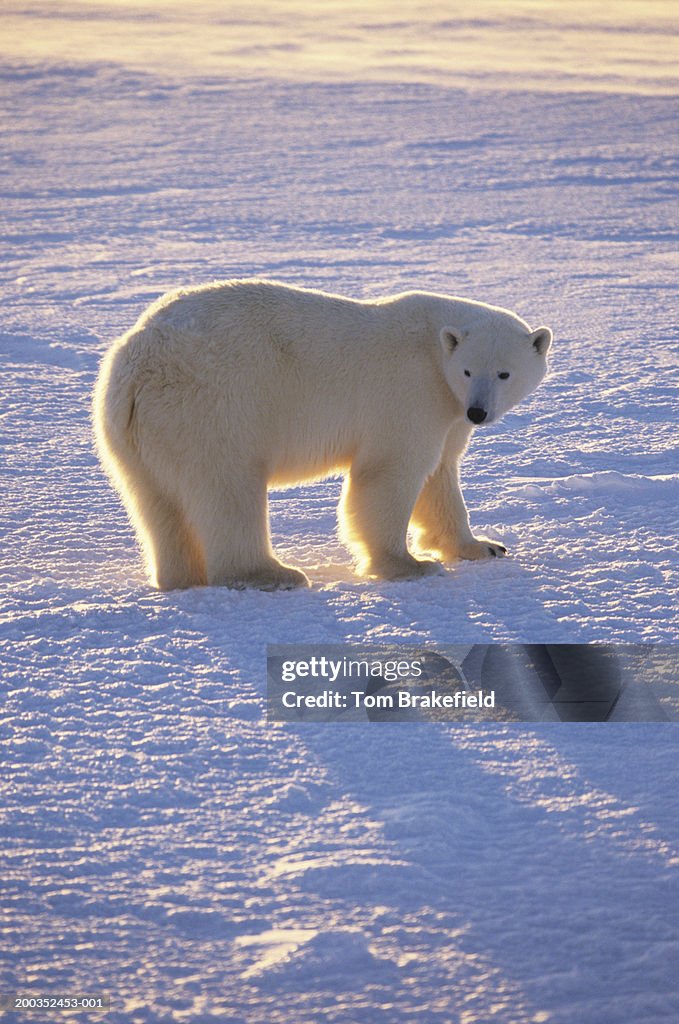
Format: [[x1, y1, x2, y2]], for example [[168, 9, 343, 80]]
[[93, 279, 552, 590]]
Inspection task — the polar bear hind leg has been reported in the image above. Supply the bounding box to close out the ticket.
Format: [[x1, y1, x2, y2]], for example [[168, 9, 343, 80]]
[[184, 471, 310, 591], [124, 468, 207, 590]]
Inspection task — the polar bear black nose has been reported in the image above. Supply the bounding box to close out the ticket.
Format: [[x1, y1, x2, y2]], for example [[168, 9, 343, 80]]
[[467, 406, 487, 424]]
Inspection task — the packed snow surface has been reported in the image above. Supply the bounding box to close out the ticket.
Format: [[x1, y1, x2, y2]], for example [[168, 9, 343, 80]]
[[1, 2, 678, 1022]]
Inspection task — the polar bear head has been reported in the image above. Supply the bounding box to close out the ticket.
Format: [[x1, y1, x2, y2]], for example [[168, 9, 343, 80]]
[[439, 306, 552, 426]]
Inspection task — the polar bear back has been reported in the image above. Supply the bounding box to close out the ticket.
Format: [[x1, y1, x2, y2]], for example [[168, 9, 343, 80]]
[[117, 280, 453, 486]]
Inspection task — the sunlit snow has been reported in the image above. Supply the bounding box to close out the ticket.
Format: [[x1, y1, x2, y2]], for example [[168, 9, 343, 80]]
[[1, 2, 678, 1022]]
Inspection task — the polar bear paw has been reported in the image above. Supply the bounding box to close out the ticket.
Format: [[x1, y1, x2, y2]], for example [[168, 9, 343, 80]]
[[224, 561, 310, 591], [458, 537, 508, 561], [369, 552, 446, 581]]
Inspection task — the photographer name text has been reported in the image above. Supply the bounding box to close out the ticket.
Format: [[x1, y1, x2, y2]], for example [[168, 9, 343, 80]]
[[280, 689, 496, 710]]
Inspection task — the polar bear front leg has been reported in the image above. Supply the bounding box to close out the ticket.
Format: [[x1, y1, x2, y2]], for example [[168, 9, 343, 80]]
[[339, 460, 444, 580], [410, 431, 507, 562]]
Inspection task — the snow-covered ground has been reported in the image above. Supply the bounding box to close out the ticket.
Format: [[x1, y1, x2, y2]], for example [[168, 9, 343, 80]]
[[1, 2, 678, 1022]]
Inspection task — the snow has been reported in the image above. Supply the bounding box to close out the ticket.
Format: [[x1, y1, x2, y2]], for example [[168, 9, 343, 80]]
[[1, 2, 678, 1022]]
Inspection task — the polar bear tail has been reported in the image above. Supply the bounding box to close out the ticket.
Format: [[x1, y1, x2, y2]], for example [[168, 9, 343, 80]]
[[92, 336, 207, 589]]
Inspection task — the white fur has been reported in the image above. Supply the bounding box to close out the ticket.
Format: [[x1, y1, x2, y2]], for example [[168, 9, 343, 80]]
[[92, 279, 552, 589]]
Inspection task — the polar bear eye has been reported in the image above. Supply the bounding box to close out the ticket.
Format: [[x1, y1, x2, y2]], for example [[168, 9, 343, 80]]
[[498, 372, 510, 380], [464, 370, 471, 377]]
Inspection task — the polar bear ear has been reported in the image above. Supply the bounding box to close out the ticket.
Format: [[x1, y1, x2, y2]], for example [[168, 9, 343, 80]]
[[440, 328, 460, 353], [530, 326, 552, 355]]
